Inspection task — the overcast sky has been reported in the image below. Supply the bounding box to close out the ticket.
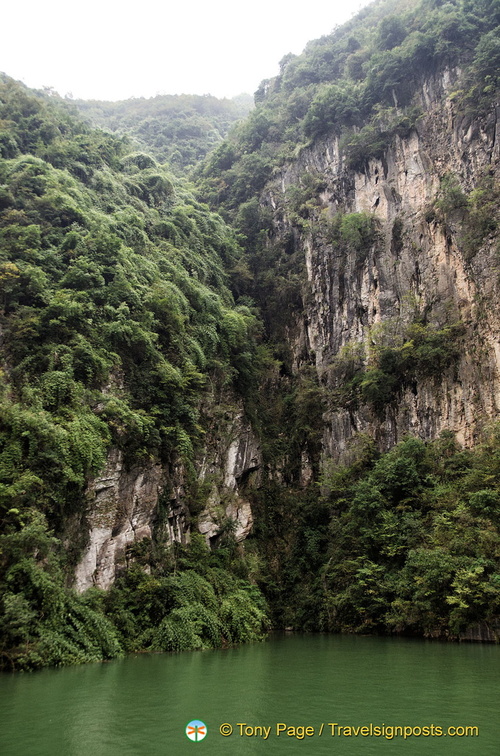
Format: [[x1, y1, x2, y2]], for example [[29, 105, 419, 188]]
[[3, 0, 372, 101]]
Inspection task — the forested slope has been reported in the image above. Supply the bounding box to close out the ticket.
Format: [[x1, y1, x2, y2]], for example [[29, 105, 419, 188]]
[[198, 0, 499, 217], [0, 74, 266, 669], [73, 93, 253, 173]]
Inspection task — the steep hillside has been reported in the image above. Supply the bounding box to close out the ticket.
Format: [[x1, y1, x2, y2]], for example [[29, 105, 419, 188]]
[[197, 0, 500, 456], [199, 0, 499, 214], [0, 74, 266, 669]]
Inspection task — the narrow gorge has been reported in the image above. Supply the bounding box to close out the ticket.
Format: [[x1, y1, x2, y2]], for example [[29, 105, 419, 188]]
[[1, 0, 500, 669]]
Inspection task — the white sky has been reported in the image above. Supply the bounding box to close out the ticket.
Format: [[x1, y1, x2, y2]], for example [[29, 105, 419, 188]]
[[2, 0, 372, 101]]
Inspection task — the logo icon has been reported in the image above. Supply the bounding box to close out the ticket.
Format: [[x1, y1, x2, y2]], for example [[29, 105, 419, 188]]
[[186, 720, 208, 742]]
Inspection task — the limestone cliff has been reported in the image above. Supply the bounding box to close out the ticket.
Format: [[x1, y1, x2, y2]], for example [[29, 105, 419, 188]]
[[74, 70, 500, 590], [262, 68, 500, 463], [74, 403, 260, 591]]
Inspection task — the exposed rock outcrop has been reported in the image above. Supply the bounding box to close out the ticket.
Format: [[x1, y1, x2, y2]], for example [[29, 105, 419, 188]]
[[197, 410, 260, 544], [74, 406, 260, 591], [459, 621, 500, 643], [74, 449, 173, 591]]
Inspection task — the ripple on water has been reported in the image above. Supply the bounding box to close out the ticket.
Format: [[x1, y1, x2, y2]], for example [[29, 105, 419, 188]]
[[1, 634, 499, 756]]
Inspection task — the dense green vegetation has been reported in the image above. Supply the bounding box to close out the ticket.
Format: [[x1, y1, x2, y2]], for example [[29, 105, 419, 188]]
[[191, 0, 500, 645], [73, 93, 253, 173], [252, 429, 500, 639], [0, 74, 266, 669], [0, 512, 266, 670], [429, 172, 500, 260], [328, 320, 465, 415], [0, 74, 260, 516]]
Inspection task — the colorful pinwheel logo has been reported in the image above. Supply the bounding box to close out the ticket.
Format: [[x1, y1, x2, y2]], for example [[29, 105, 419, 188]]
[[185, 720, 208, 742]]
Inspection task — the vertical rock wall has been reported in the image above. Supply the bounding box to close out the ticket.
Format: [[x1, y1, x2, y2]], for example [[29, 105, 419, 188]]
[[264, 69, 500, 459], [74, 406, 260, 591]]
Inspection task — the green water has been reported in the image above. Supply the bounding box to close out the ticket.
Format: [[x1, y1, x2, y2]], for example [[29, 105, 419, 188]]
[[1, 634, 498, 755]]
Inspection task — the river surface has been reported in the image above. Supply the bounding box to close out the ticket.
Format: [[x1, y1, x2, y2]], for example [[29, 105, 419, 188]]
[[1, 634, 498, 755]]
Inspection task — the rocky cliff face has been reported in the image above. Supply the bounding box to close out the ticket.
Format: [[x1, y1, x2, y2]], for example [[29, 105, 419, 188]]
[[73, 448, 167, 592], [197, 409, 260, 545], [263, 68, 500, 461], [74, 403, 260, 591]]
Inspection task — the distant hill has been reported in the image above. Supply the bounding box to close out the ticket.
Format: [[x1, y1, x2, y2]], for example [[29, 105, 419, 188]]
[[72, 92, 254, 172]]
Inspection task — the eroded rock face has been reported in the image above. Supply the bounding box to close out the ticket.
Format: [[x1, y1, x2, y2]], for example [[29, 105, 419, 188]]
[[74, 408, 261, 591], [198, 496, 254, 545], [197, 411, 260, 544], [264, 68, 500, 459], [73, 449, 178, 591], [459, 621, 500, 643]]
